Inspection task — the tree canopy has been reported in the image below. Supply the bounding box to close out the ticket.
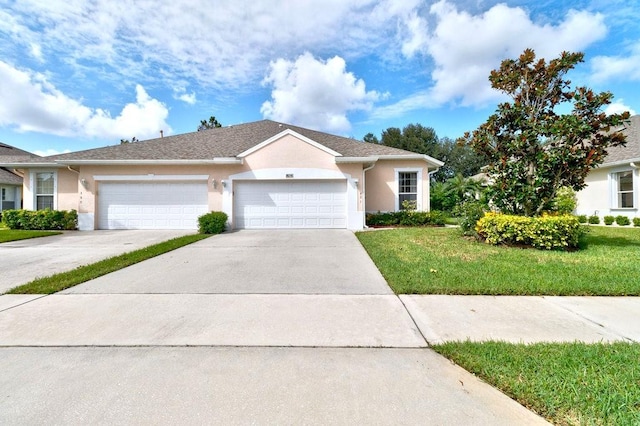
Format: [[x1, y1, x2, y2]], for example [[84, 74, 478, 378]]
[[364, 123, 485, 182], [197, 116, 222, 131], [461, 48, 630, 216]]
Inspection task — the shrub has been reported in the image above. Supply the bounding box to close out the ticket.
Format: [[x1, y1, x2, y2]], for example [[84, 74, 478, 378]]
[[366, 210, 446, 227], [634, 218, 640, 227], [615, 215, 631, 226], [476, 213, 584, 250], [1, 209, 77, 230], [198, 211, 228, 234], [552, 187, 577, 214], [588, 215, 600, 224], [603, 215, 615, 225], [576, 215, 587, 224], [453, 200, 487, 236]]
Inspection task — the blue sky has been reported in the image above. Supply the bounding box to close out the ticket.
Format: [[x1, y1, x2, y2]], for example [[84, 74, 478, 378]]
[[1, 0, 639, 156]]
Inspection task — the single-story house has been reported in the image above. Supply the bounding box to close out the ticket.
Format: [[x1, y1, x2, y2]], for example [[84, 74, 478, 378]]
[[0, 120, 443, 231], [0, 143, 42, 214], [576, 115, 640, 220]]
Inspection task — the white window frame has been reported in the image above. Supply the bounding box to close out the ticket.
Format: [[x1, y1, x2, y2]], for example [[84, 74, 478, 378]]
[[609, 168, 637, 210], [394, 168, 422, 211], [31, 171, 58, 211]]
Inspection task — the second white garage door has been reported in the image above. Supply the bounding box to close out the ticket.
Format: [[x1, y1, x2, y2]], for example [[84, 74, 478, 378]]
[[98, 182, 208, 230], [234, 180, 347, 229]]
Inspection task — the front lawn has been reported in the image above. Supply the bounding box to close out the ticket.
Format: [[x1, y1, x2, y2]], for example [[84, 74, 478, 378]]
[[0, 229, 62, 243], [356, 226, 640, 295], [434, 341, 640, 425]]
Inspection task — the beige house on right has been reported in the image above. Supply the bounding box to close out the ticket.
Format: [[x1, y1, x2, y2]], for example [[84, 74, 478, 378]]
[[576, 115, 640, 221]]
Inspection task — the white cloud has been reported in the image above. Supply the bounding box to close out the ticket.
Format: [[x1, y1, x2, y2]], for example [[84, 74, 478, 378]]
[[604, 99, 636, 116], [591, 42, 640, 82], [423, 1, 607, 106], [33, 148, 71, 157], [260, 53, 380, 133], [0, 61, 171, 141]]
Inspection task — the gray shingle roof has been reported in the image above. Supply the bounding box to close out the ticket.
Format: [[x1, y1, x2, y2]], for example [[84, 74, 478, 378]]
[[0, 168, 23, 185], [603, 115, 640, 165], [37, 120, 440, 163]]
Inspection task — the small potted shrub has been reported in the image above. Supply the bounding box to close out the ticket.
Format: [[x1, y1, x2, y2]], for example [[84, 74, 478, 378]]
[[603, 215, 615, 225], [588, 215, 600, 225], [615, 215, 631, 226]]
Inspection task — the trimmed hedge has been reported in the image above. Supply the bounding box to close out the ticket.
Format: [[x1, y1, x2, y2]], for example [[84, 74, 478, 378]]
[[576, 215, 587, 224], [634, 218, 640, 227], [615, 215, 631, 226], [366, 210, 446, 227], [604, 215, 615, 225], [588, 215, 600, 224], [476, 213, 584, 250], [2, 209, 77, 230], [198, 211, 228, 234]]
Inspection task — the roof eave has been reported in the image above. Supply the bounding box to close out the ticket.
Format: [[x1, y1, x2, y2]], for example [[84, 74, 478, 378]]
[[599, 158, 640, 168], [52, 158, 243, 166], [376, 154, 445, 168], [0, 162, 62, 168]]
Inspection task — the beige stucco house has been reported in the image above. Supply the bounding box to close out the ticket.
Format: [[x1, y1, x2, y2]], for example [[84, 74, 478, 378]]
[[576, 115, 640, 220], [0, 143, 42, 214], [0, 120, 443, 231]]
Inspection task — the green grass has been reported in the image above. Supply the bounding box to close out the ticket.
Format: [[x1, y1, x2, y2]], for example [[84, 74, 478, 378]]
[[6, 234, 210, 294], [433, 341, 640, 425], [0, 229, 62, 242], [356, 226, 640, 295]]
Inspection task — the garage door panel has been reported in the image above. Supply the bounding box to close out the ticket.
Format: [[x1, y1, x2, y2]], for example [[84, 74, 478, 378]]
[[98, 182, 208, 230], [235, 180, 347, 229]]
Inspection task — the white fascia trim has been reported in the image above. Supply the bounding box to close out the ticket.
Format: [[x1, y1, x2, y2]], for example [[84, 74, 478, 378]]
[[378, 154, 445, 168], [228, 168, 347, 181], [336, 156, 379, 163], [600, 158, 640, 168], [237, 129, 343, 158], [93, 174, 209, 181], [57, 159, 242, 165], [0, 162, 62, 168]]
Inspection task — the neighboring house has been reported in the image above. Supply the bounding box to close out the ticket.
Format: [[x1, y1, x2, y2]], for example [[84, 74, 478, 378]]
[[0, 143, 41, 214], [0, 120, 443, 231], [576, 115, 640, 220]]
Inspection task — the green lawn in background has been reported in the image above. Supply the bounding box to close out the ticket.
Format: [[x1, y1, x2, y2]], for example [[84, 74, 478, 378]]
[[6, 233, 210, 294], [0, 229, 62, 243], [356, 226, 640, 295], [434, 341, 640, 425]]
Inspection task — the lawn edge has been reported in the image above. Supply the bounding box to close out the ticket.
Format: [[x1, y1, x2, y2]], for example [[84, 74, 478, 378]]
[[5, 233, 211, 295]]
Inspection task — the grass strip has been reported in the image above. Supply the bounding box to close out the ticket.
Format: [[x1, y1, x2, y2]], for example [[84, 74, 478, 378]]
[[0, 229, 62, 243], [6, 233, 210, 294], [433, 341, 640, 425], [356, 226, 640, 295]]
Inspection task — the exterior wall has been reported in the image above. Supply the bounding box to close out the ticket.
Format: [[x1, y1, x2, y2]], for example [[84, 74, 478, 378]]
[[365, 160, 431, 212], [576, 165, 640, 220], [57, 169, 80, 211]]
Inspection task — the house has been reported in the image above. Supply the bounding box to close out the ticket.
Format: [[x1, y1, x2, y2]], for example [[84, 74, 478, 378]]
[[576, 115, 640, 220], [0, 143, 41, 214], [0, 120, 443, 231]]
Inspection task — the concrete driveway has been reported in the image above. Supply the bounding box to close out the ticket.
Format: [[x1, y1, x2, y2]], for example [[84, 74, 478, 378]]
[[62, 230, 392, 294], [0, 230, 193, 293], [0, 230, 550, 425]]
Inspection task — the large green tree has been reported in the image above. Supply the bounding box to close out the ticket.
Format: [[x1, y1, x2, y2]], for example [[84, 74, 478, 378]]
[[197, 116, 222, 131], [461, 49, 630, 216], [364, 124, 485, 182]]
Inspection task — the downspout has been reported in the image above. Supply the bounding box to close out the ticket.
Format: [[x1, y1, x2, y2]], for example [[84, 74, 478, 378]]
[[67, 165, 80, 174], [362, 162, 376, 228], [427, 167, 440, 211]]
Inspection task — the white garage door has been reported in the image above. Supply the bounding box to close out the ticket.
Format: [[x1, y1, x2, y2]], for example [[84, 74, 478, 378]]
[[235, 180, 347, 229], [98, 182, 208, 230]]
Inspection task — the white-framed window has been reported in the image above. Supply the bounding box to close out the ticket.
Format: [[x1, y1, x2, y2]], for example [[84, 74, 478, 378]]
[[34, 172, 56, 210], [610, 170, 635, 209], [395, 168, 422, 211]]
